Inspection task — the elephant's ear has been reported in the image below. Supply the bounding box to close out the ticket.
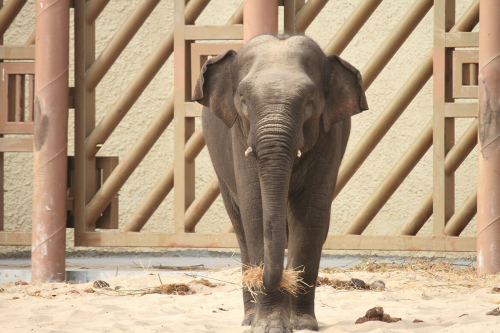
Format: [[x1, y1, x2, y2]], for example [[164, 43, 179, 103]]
[[193, 50, 238, 128], [323, 55, 368, 132]]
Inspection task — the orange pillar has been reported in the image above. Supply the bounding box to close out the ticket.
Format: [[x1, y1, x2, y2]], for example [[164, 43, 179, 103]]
[[243, 0, 278, 44], [477, 0, 500, 275], [32, 0, 69, 283]]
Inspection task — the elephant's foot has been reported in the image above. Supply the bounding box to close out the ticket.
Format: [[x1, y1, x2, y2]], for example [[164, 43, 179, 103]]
[[291, 313, 318, 331], [251, 310, 292, 333], [242, 307, 255, 326]]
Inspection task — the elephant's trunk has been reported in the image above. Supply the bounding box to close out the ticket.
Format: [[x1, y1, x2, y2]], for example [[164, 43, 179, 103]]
[[254, 106, 297, 292]]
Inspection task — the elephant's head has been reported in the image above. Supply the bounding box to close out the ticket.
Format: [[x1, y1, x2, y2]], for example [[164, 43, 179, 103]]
[[194, 35, 367, 292]]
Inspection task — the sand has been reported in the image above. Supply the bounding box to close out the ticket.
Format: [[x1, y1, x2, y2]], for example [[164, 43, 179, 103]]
[[1, 265, 500, 333]]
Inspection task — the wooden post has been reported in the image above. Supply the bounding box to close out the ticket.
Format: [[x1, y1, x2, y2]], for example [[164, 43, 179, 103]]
[[174, 0, 195, 233], [32, 0, 69, 283], [433, 0, 455, 237], [477, 0, 500, 275], [244, 0, 278, 43]]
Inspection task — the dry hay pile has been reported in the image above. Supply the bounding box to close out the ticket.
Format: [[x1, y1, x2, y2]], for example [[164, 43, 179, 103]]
[[316, 277, 351, 289], [145, 283, 194, 295], [324, 257, 500, 291], [82, 278, 219, 296]]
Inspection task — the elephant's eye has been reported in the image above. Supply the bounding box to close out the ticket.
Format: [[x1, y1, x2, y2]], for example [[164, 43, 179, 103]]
[[238, 93, 246, 104], [305, 100, 314, 111], [304, 99, 316, 119], [239, 97, 249, 118]]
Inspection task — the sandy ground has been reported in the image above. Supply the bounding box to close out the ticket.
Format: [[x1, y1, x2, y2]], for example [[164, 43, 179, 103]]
[[1, 265, 500, 333]]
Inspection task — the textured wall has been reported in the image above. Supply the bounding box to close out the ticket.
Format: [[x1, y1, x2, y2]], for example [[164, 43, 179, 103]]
[[1, 0, 478, 258]]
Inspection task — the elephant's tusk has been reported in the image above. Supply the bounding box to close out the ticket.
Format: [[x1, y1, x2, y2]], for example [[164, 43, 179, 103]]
[[297, 150, 302, 158], [245, 147, 253, 157]]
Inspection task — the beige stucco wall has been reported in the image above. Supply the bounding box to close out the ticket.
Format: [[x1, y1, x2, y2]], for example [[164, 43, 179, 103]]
[[1, 0, 478, 258]]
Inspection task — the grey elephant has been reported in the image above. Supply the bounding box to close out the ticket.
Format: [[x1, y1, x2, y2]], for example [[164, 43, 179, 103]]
[[193, 35, 368, 333]]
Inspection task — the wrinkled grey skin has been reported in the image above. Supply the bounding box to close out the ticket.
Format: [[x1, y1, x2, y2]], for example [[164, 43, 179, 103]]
[[193, 35, 368, 333]]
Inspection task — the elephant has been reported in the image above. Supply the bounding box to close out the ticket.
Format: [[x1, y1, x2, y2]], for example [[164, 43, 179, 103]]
[[193, 34, 368, 333]]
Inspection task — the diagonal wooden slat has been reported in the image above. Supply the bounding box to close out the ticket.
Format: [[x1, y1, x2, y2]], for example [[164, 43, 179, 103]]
[[395, 119, 478, 236], [342, 121, 433, 235], [84, 0, 212, 159], [86, 2, 242, 229], [85, 0, 111, 25], [323, 0, 382, 56], [85, 0, 161, 91], [0, 0, 27, 36], [334, 0, 479, 200]]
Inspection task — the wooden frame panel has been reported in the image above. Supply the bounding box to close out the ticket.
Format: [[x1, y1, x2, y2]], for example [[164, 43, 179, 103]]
[[433, 0, 456, 237], [452, 50, 478, 98], [445, 31, 478, 47], [72, 232, 476, 252], [0, 231, 31, 246], [74, 0, 98, 241], [0, 46, 35, 60], [67, 156, 118, 229], [184, 25, 243, 40], [444, 102, 478, 117], [173, 0, 196, 233], [0, 137, 33, 152], [0, 62, 34, 134]]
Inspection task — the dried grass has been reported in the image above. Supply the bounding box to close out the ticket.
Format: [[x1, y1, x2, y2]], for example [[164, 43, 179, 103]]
[[317, 277, 350, 289], [241, 264, 309, 298], [141, 283, 195, 296], [324, 257, 500, 291], [157, 283, 193, 295], [190, 278, 217, 287]]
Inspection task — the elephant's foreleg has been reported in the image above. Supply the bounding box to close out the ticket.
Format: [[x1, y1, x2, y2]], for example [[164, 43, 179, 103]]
[[216, 178, 255, 325], [241, 203, 293, 333], [233, 165, 293, 331], [286, 199, 331, 331], [251, 289, 292, 333]]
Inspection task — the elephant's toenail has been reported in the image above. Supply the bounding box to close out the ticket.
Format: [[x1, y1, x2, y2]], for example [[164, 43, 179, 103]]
[[269, 328, 285, 333]]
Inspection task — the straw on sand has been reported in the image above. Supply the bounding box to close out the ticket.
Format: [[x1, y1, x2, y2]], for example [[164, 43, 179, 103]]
[[324, 257, 500, 291]]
